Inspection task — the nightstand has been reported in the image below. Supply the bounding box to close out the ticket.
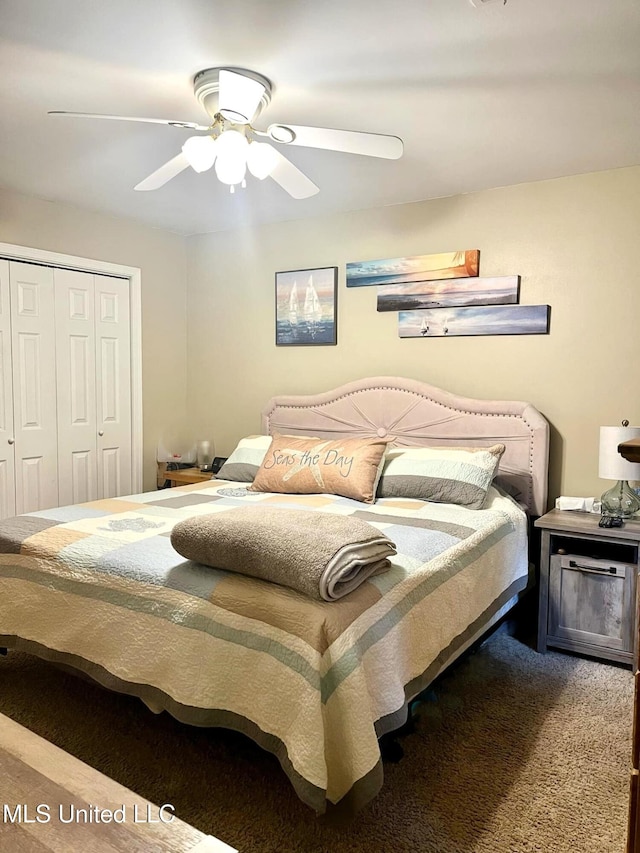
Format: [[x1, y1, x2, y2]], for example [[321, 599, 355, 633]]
[[164, 467, 213, 487], [535, 509, 640, 667]]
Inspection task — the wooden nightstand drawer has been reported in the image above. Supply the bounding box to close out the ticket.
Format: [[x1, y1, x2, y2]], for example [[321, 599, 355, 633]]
[[548, 553, 635, 653]]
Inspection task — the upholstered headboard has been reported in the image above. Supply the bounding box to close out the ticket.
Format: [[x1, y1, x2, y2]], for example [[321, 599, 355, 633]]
[[261, 376, 549, 516]]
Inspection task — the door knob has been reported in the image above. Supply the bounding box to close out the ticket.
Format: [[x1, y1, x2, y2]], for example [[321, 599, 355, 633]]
[[98, 430, 104, 436], [7, 438, 15, 445]]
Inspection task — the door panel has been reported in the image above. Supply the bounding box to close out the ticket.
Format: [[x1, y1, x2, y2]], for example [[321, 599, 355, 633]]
[[18, 333, 43, 428], [21, 456, 43, 514], [0, 259, 15, 519], [101, 446, 120, 499], [54, 269, 97, 506], [95, 276, 131, 498], [100, 337, 118, 423], [9, 261, 58, 514], [70, 335, 91, 424], [71, 450, 92, 505]]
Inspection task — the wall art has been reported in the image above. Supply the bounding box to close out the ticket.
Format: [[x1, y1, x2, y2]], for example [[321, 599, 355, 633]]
[[275, 266, 338, 346], [398, 304, 550, 338], [346, 249, 479, 288], [377, 275, 519, 312]]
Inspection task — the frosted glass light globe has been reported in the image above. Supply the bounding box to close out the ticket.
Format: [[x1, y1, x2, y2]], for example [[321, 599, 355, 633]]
[[214, 130, 248, 185], [181, 135, 217, 172], [246, 142, 279, 180]]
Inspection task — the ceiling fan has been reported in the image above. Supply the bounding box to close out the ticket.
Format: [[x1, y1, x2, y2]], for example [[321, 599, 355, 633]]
[[49, 67, 404, 199]]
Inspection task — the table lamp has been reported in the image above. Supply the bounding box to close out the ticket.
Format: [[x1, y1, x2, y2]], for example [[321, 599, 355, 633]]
[[196, 440, 215, 472], [599, 422, 640, 517]]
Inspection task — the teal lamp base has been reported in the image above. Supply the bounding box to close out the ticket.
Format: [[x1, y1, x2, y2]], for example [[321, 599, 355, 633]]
[[600, 480, 640, 518]]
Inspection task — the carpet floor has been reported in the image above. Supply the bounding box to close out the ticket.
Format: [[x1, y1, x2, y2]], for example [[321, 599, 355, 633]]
[[0, 626, 633, 853]]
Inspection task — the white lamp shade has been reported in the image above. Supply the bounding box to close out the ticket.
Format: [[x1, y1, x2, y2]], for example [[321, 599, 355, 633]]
[[247, 142, 279, 179], [182, 135, 217, 172], [214, 129, 248, 185], [599, 426, 640, 480]]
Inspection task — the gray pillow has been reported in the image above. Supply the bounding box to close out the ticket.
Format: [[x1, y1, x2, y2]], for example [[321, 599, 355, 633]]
[[377, 444, 505, 509], [216, 435, 272, 482]]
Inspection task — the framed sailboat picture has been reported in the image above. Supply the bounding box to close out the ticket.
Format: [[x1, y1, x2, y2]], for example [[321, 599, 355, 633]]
[[275, 266, 338, 346]]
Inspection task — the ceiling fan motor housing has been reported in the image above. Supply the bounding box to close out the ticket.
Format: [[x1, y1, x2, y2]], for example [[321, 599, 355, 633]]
[[193, 67, 272, 123]]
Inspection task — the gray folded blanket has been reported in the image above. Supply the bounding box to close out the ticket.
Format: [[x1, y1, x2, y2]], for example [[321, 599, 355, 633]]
[[170, 506, 397, 601]]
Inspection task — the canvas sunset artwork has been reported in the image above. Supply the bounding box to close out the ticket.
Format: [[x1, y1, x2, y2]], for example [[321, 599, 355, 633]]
[[346, 249, 479, 287], [275, 266, 337, 346], [398, 305, 550, 338], [377, 275, 520, 311]]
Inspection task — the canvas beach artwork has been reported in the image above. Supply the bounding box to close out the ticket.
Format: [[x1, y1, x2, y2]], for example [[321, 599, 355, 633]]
[[275, 266, 338, 346], [377, 275, 520, 312], [398, 305, 550, 338], [346, 249, 479, 288]]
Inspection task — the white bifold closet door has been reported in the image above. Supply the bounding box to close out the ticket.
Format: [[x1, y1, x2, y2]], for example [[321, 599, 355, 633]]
[[55, 269, 132, 506], [0, 260, 16, 518], [0, 259, 132, 517], [9, 261, 59, 514]]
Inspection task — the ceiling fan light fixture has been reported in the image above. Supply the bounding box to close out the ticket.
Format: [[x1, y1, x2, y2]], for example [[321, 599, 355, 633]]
[[181, 135, 217, 172], [56, 65, 404, 200], [214, 129, 249, 185], [218, 69, 266, 124], [268, 124, 296, 144], [247, 142, 279, 180], [218, 108, 249, 124]]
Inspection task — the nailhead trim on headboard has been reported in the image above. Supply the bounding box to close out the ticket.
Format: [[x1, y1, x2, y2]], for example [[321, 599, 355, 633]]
[[261, 377, 549, 516]]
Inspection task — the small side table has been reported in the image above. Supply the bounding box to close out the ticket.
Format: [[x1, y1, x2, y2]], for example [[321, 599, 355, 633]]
[[164, 467, 213, 487], [535, 509, 640, 667]]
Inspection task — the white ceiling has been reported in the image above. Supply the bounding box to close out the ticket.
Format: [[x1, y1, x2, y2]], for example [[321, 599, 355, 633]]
[[1, 0, 638, 236]]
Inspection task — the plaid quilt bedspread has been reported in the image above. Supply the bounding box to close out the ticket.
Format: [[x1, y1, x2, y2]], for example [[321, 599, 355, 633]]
[[0, 481, 529, 813]]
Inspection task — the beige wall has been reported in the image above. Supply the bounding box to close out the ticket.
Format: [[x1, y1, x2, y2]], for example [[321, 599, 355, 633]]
[[186, 165, 640, 505], [0, 186, 188, 491], [4, 166, 636, 503]]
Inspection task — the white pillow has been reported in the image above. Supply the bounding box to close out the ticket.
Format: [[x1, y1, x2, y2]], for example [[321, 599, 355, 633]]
[[215, 435, 272, 482], [377, 444, 505, 509]]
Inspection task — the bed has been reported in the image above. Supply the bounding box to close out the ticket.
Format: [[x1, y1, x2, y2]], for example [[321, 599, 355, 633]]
[[0, 376, 549, 814]]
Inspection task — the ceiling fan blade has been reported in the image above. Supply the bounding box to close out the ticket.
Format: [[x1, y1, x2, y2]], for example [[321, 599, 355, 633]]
[[268, 124, 403, 159], [218, 70, 265, 123], [267, 148, 319, 199], [134, 152, 190, 191], [48, 111, 210, 131]]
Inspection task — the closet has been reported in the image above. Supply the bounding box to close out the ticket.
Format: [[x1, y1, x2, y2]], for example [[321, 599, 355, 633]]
[[0, 259, 132, 519]]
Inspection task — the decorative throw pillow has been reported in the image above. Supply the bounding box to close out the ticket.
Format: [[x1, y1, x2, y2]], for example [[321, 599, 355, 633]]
[[215, 435, 272, 482], [249, 434, 390, 503], [377, 444, 505, 509]]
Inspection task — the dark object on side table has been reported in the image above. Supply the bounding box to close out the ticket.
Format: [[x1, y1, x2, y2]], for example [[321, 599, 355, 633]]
[[599, 515, 624, 528]]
